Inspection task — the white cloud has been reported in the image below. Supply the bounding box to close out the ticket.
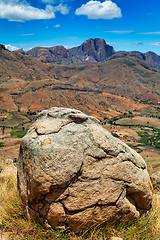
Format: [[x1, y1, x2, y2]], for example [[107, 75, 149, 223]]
[[107, 42, 130, 45], [5, 44, 19, 51], [150, 42, 160, 46], [53, 24, 60, 27], [139, 31, 160, 35], [42, 0, 74, 3], [104, 30, 134, 33], [134, 42, 143, 45], [0, 1, 69, 21], [75, 0, 122, 19], [20, 33, 34, 36], [42, 0, 55, 3], [53, 3, 69, 14]]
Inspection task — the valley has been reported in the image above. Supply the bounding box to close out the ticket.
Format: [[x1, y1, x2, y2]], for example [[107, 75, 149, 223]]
[[0, 39, 160, 175], [1, 114, 160, 175]]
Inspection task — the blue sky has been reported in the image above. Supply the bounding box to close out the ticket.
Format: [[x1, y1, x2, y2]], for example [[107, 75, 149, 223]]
[[1, 0, 160, 55]]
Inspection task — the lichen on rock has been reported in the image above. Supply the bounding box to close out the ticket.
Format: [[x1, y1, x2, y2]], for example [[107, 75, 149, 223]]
[[17, 107, 153, 232]]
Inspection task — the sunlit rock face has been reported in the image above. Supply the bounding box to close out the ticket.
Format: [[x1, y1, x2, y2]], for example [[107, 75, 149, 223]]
[[17, 107, 153, 232]]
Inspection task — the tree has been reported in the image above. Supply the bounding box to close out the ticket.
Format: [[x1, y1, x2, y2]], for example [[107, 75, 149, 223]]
[[2, 125, 5, 134]]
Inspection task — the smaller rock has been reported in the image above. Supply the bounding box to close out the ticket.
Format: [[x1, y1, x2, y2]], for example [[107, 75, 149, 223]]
[[35, 119, 71, 134], [47, 202, 66, 229], [111, 237, 123, 240], [0, 230, 11, 240], [153, 193, 160, 202], [1, 158, 17, 177], [68, 112, 88, 123], [150, 171, 160, 189]]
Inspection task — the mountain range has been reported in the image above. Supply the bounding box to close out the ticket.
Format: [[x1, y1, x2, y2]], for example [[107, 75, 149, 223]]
[[1, 39, 160, 121], [14, 38, 160, 71]]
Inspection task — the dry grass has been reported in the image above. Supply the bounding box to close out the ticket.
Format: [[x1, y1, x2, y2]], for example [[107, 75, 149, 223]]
[[116, 116, 160, 129], [0, 154, 5, 173], [0, 166, 160, 240]]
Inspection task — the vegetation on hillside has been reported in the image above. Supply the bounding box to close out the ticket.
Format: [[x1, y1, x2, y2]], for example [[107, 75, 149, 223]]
[[137, 128, 160, 149], [104, 115, 160, 150], [10, 130, 27, 138], [0, 142, 4, 148]]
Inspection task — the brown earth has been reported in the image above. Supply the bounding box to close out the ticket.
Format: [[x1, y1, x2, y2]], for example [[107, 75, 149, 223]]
[[116, 116, 160, 128], [0, 129, 20, 161], [0, 44, 160, 174], [1, 45, 160, 122]]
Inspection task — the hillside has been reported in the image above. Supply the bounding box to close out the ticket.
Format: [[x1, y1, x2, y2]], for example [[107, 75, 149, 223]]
[[98, 53, 160, 101], [1, 44, 160, 124]]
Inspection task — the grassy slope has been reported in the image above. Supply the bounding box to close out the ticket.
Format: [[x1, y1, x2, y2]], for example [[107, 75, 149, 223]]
[[0, 165, 159, 240]]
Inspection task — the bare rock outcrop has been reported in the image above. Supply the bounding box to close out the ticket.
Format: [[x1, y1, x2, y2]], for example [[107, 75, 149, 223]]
[[17, 107, 153, 232], [69, 38, 115, 62], [17, 38, 115, 64], [26, 46, 72, 64]]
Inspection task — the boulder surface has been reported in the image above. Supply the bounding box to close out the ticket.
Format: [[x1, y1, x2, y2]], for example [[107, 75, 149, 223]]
[[17, 107, 153, 232]]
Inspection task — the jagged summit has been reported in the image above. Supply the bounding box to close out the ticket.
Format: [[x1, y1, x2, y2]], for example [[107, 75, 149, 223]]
[[14, 38, 115, 64], [12, 38, 160, 70], [69, 38, 115, 62]]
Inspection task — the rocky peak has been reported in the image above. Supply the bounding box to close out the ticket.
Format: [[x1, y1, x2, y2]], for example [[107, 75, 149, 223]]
[[48, 46, 70, 59], [21, 38, 115, 64], [70, 38, 115, 62], [10, 38, 160, 69], [23, 46, 71, 64], [14, 48, 26, 55], [0, 44, 7, 51], [144, 51, 160, 70]]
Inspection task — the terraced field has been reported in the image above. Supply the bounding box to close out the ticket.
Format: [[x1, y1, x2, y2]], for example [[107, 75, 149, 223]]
[[104, 115, 160, 174]]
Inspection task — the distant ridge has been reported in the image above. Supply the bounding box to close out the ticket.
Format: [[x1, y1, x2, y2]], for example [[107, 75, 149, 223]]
[[13, 38, 160, 70], [14, 38, 115, 65], [114, 50, 160, 71]]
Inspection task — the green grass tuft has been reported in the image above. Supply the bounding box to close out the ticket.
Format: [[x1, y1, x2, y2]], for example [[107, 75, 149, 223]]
[[0, 142, 4, 148], [10, 130, 27, 138]]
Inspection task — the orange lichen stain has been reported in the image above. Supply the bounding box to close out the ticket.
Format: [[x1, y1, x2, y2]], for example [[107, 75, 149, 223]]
[[35, 126, 38, 132]]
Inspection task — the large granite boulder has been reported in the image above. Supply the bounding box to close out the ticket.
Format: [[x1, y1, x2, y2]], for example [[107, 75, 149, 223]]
[[17, 107, 153, 232]]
